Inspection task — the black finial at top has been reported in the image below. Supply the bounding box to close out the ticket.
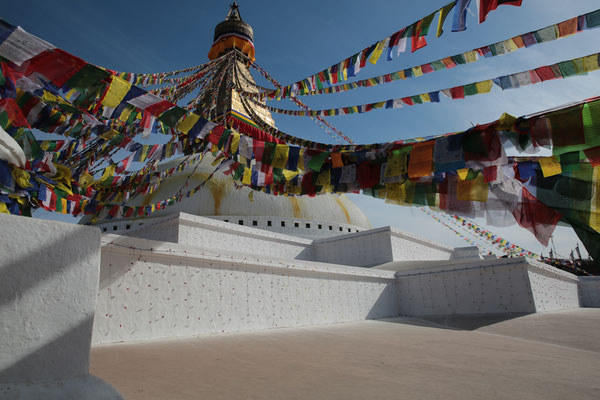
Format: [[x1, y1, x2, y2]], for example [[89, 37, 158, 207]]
[[213, 2, 253, 43], [227, 2, 241, 21]]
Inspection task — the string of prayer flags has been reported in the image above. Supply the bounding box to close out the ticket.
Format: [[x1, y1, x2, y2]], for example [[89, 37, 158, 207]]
[[257, 0, 526, 98], [246, 52, 600, 117], [253, 9, 599, 100]]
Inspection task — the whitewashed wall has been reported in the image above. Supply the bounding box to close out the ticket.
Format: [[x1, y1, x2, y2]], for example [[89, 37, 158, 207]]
[[579, 277, 600, 307], [312, 227, 462, 268], [313, 228, 395, 267], [123, 213, 315, 261], [395, 258, 580, 316], [527, 261, 580, 312], [389, 228, 457, 261], [396, 259, 537, 316], [0, 214, 121, 399], [93, 234, 399, 345]]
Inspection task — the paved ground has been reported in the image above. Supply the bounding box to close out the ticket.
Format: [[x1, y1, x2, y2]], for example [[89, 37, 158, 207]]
[[90, 309, 600, 400]]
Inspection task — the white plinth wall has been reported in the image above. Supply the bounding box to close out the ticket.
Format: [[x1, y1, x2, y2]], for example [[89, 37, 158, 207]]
[[93, 234, 398, 344], [89, 212, 589, 345], [0, 214, 122, 399]]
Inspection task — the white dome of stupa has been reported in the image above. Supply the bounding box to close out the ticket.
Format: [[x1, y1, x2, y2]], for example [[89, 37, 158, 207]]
[[85, 154, 372, 239]]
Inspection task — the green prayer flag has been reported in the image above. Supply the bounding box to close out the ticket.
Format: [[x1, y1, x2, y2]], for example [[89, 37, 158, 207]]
[[308, 151, 330, 172], [464, 83, 478, 96], [158, 107, 187, 127], [559, 151, 582, 172]]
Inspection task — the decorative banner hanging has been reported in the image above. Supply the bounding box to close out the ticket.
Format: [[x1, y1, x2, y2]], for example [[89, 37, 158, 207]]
[[257, 10, 598, 100], [265, 0, 526, 95], [0, 16, 599, 264], [244, 52, 600, 117]]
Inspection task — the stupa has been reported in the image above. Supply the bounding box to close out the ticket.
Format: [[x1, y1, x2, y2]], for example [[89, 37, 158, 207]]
[[82, 3, 372, 239]]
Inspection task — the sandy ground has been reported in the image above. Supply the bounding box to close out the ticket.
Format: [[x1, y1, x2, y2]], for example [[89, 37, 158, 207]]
[[90, 309, 600, 400]]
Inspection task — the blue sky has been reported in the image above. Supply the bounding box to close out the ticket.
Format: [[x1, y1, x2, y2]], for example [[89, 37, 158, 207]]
[[4, 0, 599, 258]]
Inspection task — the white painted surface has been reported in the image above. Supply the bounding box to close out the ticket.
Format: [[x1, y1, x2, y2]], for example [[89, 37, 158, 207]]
[[578, 276, 600, 307], [526, 260, 580, 312], [313, 227, 464, 267], [313, 228, 395, 267], [92, 234, 398, 344], [396, 259, 537, 316], [0, 214, 122, 399], [394, 258, 580, 316], [389, 228, 456, 261]]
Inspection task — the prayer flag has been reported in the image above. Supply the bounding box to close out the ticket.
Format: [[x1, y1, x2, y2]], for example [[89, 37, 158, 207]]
[[479, 1, 522, 23], [408, 141, 434, 178], [437, 2, 457, 37], [102, 75, 132, 108], [538, 156, 562, 177], [452, 0, 472, 32], [272, 144, 289, 169], [512, 187, 562, 246], [0, 26, 54, 66]]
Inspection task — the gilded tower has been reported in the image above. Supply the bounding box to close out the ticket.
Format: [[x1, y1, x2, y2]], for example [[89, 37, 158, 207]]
[[199, 3, 275, 127]]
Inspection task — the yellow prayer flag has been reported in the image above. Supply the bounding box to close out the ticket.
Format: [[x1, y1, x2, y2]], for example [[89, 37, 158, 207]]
[[78, 171, 94, 187], [539, 156, 562, 177], [316, 170, 330, 186], [457, 173, 488, 202], [475, 80, 493, 94], [298, 149, 305, 172], [457, 168, 469, 180], [100, 129, 119, 140], [504, 39, 519, 53], [12, 168, 32, 188], [412, 65, 423, 77], [102, 75, 131, 108], [60, 198, 67, 214], [385, 181, 415, 205], [242, 167, 252, 185], [385, 152, 407, 177], [497, 112, 517, 130], [464, 50, 478, 63], [100, 165, 116, 183], [437, 2, 456, 38], [283, 170, 299, 181], [55, 182, 73, 196], [341, 64, 348, 81], [272, 144, 289, 169], [42, 90, 59, 103], [320, 184, 333, 194], [584, 54, 600, 72], [230, 132, 240, 153], [118, 107, 133, 123], [368, 39, 387, 65], [590, 166, 600, 232], [420, 93, 431, 103], [176, 113, 200, 134], [0, 202, 9, 214]]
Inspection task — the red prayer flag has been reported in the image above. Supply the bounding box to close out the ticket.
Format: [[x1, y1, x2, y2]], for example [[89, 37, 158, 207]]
[[24, 49, 87, 88], [479, 0, 522, 23], [512, 187, 562, 247], [0, 98, 30, 128], [450, 86, 465, 99], [482, 166, 497, 182], [534, 65, 560, 82], [584, 146, 600, 167]]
